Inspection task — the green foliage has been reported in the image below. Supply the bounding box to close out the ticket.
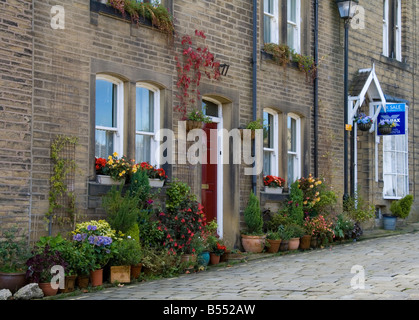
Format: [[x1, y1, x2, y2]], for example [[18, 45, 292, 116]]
[[140, 247, 181, 278], [246, 119, 264, 130], [333, 214, 355, 240], [128, 169, 151, 208], [284, 181, 304, 225], [102, 186, 140, 234], [0, 227, 31, 273], [343, 192, 375, 223], [285, 223, 305, 238], [277, 225, 292, 241], [166, 180, 196, 212], [243, 192, 264, 235], [390, 195, 414, 219], [110, 238, 143, 266], [126, 223, 140, 242]]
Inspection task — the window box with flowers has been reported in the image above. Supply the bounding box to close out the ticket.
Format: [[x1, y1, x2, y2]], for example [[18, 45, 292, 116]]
[[95, 153, 135, 185], [138, 162, 168, 188], [263, 175, 286, 194], [378, 119, 396, 135], [354, 113, 373, 132], [184, 109, 211, 132]]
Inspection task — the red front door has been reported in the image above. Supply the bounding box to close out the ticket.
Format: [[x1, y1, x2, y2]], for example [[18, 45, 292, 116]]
[[202, 122, 218, 223]]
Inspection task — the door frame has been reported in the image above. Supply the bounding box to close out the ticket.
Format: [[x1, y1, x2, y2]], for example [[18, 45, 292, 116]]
[[202, 97, 223, 238]]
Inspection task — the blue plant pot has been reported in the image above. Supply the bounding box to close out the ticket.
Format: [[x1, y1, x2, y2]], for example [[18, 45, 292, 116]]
[[197, 251, 210, 266], [383, 215, 397, 230]]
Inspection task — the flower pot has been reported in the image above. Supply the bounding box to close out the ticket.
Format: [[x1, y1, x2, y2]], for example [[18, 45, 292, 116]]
[[378, 126, 392, 135], [209, 253, 221, 265], [383, 215, 397, 230], [180, 253, 197, 263], [110, 266, 131, 284], [0, 272, 27, 294], [241, 234, 266, 253], [358, 122, 372, 131], [288, 237, 300, 250], [59, 275, 77, 293], [299, 235, 312, 250], [266, 239, 281, 253], [197, 251, 210, 266], [76, 274, 89, 289], [131, 263, 142, 280], [149, 178, 164, 188], [38, 282, 59, 297], [279, 240, 289, 252], [186, 120, 203, 132], [90, 269, 103, 287], [264, 187, 283, 194], [310, 236, 319, 248], [96, 175, 123, 185]]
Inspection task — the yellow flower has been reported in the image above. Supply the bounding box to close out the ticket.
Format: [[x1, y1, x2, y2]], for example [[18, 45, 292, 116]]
[[113, 152, 119, 157]]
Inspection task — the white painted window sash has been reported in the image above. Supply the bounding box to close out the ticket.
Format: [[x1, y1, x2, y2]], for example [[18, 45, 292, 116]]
[[383, 0, 389, 57]]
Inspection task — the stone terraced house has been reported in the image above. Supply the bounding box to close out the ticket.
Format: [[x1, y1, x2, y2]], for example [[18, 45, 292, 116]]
[[1, 0, 418, 247]]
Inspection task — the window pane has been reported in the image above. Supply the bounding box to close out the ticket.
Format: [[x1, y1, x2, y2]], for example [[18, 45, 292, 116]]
[[135, 134, 152, 164], [263, 151, 272, 176], [202, 100, 219, 117], [263, 112, 273, 148], [95, 129, 114, 158], [96, 79, 116, 128], [288, 0, 296, 22], [288, 154, 296, 185], [287, 116, 296, 152], [136, 87, 154, 132], [264, 0, 273, 14], [264, 15, 272, 43], [287, 24, 295, 50]]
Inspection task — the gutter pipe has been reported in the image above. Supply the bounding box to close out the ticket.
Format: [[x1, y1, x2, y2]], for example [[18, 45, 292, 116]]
[[314, 0, 319, 177], [252, 0, 257, 194]]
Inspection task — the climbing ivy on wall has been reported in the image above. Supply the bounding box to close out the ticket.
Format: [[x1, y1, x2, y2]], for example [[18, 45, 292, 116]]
[[46, 135, 79, 227]]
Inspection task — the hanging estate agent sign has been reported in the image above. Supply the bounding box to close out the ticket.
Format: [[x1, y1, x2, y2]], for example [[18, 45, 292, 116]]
[[377, 103, 406, 136]]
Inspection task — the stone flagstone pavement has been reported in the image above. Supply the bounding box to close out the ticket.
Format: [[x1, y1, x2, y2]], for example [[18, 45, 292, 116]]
[[65, 229, 419, 300]]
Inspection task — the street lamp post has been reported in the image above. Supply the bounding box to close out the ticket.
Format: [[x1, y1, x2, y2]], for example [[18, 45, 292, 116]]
[[335, 0, 358, 205]]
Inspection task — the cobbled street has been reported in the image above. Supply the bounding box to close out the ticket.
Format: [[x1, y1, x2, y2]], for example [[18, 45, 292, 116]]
[[67, 231, 419, 301]]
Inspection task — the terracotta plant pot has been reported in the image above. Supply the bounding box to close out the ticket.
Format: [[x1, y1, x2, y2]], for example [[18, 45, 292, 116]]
[[110, 266, 131, 284], [90, 269, 103, 287], [59, 275, 77, 293], [180, 254, 197, 263], [279, 240, 289, 251], [210, 253, 221, 265], [241, 234, 266, 253], [299, 235, 312, 250], [131, 263, 142, 280], [38, 282, 58, 297], [266, 239, 281, 253], [0, 272, 27, 294], [288, 237, 300, 250], [77, 275, 89, 289]]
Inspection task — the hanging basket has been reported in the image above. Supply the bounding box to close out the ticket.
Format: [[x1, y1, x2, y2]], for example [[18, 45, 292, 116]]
[[358, 122, 372, 132], [378, 126, 392, 135], [186, 120, 203, 132]]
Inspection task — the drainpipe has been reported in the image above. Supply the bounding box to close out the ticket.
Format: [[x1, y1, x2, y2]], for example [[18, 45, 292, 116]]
[[313, 0, 319, 177], [252, 0, 257, 195]]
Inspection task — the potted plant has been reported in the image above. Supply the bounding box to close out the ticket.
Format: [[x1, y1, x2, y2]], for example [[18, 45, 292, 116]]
[[138, 161, 168, 187], [0, 227, 31, 294], [208, 241, 226, 265], [239, 119, 266, 140], [354, 113, 373, 131], [266, 231, 281, 253], [286, 224, 305, 250], [25, 245, 68, 297], [185, 109, 211, 132], [72, 221, 117, 287], [109, 237, 143, 284], [383, 195, 414, 230], [96, 152, 133, 185], [377, 119, 396, 135], [277, 225, 292, 251], [241, 192, 266, 253], [263, 175, 286, 194]]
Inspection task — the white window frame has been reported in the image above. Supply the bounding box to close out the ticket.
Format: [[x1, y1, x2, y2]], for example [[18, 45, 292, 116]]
[[287, 113, 301, 186], [382, 105, 408, 199], [394, 0, 402, 61], [95, 74, 124, 158], [135, 83, 160, 166], [287, 0, 301, 53], [383, 0, 389, 57], [263, 0, 279, 44], [263, 108, 279, 177]]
